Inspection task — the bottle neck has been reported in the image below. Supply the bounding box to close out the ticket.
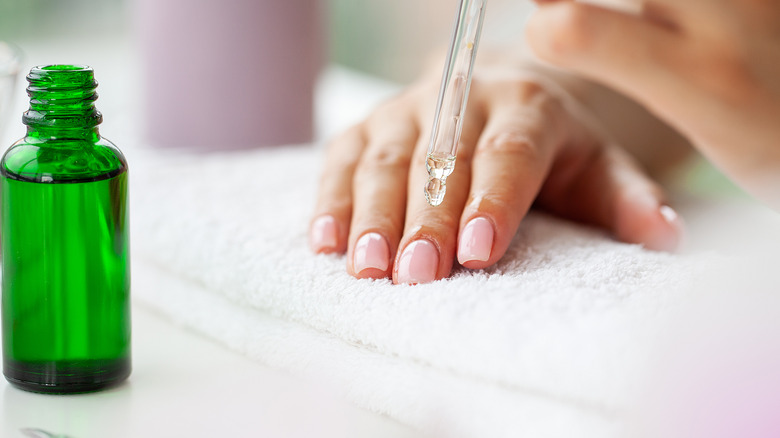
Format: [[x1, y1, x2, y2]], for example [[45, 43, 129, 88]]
[[22, 65, 103, 140], [25, 126, 101, 142]]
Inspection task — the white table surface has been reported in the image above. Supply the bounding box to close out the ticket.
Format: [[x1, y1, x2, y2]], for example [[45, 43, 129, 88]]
[[1, 301, 421, 438]]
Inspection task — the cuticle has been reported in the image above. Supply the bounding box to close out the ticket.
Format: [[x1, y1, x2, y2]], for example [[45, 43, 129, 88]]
[[406, 234, 441, 255]]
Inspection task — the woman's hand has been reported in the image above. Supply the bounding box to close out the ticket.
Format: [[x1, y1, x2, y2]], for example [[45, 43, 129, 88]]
[[528, 0, 780, 208], [310, 59, 683, 284]]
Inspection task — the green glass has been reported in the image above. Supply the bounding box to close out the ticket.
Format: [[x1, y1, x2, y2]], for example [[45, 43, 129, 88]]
[[1, 65, 130, 393]]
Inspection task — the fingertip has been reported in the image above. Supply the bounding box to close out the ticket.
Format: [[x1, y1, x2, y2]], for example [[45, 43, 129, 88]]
[[615, 199, 685, 253], [457, 216, 495, 267], [653, 205, 685, 252], [310, 215, 344, 254], [394, 239, 440, 285], [352, 232, 391, 279]]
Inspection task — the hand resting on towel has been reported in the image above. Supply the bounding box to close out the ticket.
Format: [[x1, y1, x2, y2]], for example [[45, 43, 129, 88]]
[[309, 54, 687, 284]]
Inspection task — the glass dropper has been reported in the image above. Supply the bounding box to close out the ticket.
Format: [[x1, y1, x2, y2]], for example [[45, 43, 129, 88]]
[[424, 0, 487, 206]]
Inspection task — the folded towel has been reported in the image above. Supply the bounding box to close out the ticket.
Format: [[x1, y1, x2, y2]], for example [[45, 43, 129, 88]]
[[133, 259, 621, 438], [123, 67, 780, 437], [129, 142, 711, 437]]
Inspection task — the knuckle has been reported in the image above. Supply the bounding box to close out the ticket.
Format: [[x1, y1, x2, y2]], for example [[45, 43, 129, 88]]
[[357, 143, 413, 173], [413, 213, 461, 236], [476, 131, 541, 163]]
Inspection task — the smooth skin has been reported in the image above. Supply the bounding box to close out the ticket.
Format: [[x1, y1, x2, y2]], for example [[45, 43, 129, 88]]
[[527, 0, 780, 208], [310, 53, 685, 284], [312, 0, 780, 285]]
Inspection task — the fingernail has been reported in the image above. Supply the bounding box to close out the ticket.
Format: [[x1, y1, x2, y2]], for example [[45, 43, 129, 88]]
[[396, 240, 439, 285], [310, 215, 338, 253], [458, 217, 494, 264], [656, 205, 685, 252], [353, 232, 390, 275], [660, 205, 679, 225]]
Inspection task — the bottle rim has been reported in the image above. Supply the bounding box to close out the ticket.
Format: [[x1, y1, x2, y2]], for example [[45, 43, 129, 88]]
[[33, 64, 92, 73], [27, 64, 97, 86]]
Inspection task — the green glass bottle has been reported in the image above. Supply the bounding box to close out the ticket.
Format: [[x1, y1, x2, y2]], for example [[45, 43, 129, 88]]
[[1, 65, 130, 393]]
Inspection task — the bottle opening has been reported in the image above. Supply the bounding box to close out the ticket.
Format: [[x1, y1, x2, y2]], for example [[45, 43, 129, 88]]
[[28, 65, 96, 84], [27, 65, 97, 89], [38, 64, 91, 72]]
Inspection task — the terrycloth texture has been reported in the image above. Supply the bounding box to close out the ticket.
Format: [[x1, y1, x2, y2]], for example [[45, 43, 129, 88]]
[[129, 145, 710, 437], [133, 260, 620, 438]]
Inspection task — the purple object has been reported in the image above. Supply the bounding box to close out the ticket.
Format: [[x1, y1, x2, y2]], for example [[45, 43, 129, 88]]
[[135, 0, 324, 149]]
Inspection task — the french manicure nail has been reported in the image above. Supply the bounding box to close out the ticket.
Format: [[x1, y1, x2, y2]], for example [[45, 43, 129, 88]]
[[458, 217, 494, 264], [354, 232, 390, 275], [396, 240, 439, 285], [310, 215, 338, 253]]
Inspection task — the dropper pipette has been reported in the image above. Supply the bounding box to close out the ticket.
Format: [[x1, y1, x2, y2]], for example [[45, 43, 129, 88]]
[[424, 0, 487, 206]]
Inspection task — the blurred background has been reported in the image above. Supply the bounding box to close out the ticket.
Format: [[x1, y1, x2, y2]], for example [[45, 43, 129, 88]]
[[0, 0, 741, 194], [0, 0, 531, 149], [0, 0, 125, 40], [0, 0, 528, 82]]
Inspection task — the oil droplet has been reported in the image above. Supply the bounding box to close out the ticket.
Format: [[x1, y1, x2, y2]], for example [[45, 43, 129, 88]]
[[425, 177, 447, 206], [424, 153, 456, 207]]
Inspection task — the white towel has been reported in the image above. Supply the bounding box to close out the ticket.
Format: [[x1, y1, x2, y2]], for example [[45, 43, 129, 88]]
[[128, 143, 713, 437], [122, 68, 780, 438]]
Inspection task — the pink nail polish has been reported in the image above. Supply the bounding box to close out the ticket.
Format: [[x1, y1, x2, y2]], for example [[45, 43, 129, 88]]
[[458, 217, 494, 264], [655, 205, 684, 252], [396, 240, 439, 285], [660, 205, 679, 225], [353, 233, 390, 274], [310, 215, 338, 253]]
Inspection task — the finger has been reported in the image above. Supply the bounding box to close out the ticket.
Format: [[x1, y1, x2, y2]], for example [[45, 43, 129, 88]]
[[392, 104, 485, 285], [457, 81, 564, 269], [525, 1, 701, 118], [534, 0, 642, 15], [532, 0, 701, 23], [310, 125, 365, 254], [346, 99, 420, 279], [537, 143, 684, 252]]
